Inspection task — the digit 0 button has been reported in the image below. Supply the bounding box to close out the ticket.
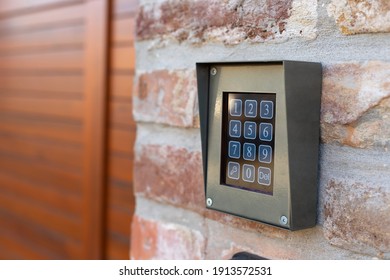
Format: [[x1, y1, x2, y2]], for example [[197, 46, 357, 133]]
[[242, 164, 255, 183]]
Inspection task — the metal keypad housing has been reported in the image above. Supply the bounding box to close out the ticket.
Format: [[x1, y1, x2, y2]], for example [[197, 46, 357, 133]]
[[197, 61, 322, 230]]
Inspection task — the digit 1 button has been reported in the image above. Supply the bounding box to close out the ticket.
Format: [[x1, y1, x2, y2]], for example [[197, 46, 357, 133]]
[[242, 164, 255, 183], [258, 145, 272, 163], [259, 123, 273, 141], [229, 120, 241, 138], [243, 143, 256, 161], [230, 99, 242, 117], [244, 100, 257, 118], [260, 100, 274, 119]]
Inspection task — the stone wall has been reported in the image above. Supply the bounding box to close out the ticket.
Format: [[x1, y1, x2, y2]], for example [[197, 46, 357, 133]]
[[131, 0, 390, 259]]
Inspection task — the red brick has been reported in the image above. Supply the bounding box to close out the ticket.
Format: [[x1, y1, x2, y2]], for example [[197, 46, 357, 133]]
[[323, 180, 390, 256], [136, 0, 295, 45], [131, 215, 205, 259], [134, 144, 205, 213], [133, 69, 198, 127], [131, 215, 158, 260], [327, 0, 390, 35]]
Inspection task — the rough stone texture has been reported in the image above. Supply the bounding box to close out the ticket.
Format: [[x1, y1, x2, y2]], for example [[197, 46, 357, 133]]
[[327, 0, 390, 35], [323, 179, 390, 258], [318, 144, 390, 258], [134, 144, 204, 213], [136, 0, 317, 45], [322, 61, 390, 125], [133, 69, 198, 127], [321, 97, 390, 148], [321, 61, 390, 148], [131, 215, 206, 259]]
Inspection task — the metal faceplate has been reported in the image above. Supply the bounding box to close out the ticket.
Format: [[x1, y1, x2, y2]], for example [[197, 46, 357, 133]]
[[206, 63, 290, 228], [197, 61, 322, 230]]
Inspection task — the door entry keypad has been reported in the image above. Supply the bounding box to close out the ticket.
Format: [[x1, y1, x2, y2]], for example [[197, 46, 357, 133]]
[[222, 92, 276, 195]]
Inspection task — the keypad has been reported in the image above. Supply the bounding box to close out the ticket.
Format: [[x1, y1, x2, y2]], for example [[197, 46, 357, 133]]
[[222, 92, 276, 195]]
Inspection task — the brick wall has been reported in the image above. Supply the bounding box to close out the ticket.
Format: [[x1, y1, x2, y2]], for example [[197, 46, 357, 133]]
[[131, 0, 390, 259]]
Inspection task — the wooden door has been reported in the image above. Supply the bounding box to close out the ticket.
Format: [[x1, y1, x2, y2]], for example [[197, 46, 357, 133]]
[[0, 0, 137, 259], [104, 0, 137, 259]]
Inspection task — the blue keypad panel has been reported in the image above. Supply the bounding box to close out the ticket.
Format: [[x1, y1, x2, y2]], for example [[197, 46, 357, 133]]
[[221, 92, 276, 195]]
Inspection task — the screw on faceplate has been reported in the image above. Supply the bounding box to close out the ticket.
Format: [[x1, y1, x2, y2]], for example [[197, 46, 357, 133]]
[[210, 67, 217, 76], [280, 215, 288, 225], [206, 198, 213, 207]]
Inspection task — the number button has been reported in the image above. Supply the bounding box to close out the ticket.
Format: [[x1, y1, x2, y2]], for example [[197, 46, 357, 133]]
[[228, 162, 240, 180], [228, 141, 241, 159], [244, 100, 257, 118], [230, 99, 242, 117], [242, 164, 255, 182], [259, 123, 273, 141], [243, 143, 256, 161], [258, 145, 272, 163], [260, 100, 273, 119], [258, 167, 271, 186], [229, 120, 241, 138], [243, 121, 256, 139]]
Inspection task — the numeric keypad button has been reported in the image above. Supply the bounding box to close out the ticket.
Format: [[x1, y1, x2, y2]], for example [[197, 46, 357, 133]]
[[258, 145, 272, 163], [243, 143, 256, 161], [260, 100, 274, 119], [229, 120, 241, 138], [258, 167, 271, 186], [228, 162, 240, 180], [228, 141, 241, 159], [242, 164, 255, 182], [244, 100, 257, 118], [230, 99, 242, 117], [259, 123, 273, 141], [243, 121, 256, 139]]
